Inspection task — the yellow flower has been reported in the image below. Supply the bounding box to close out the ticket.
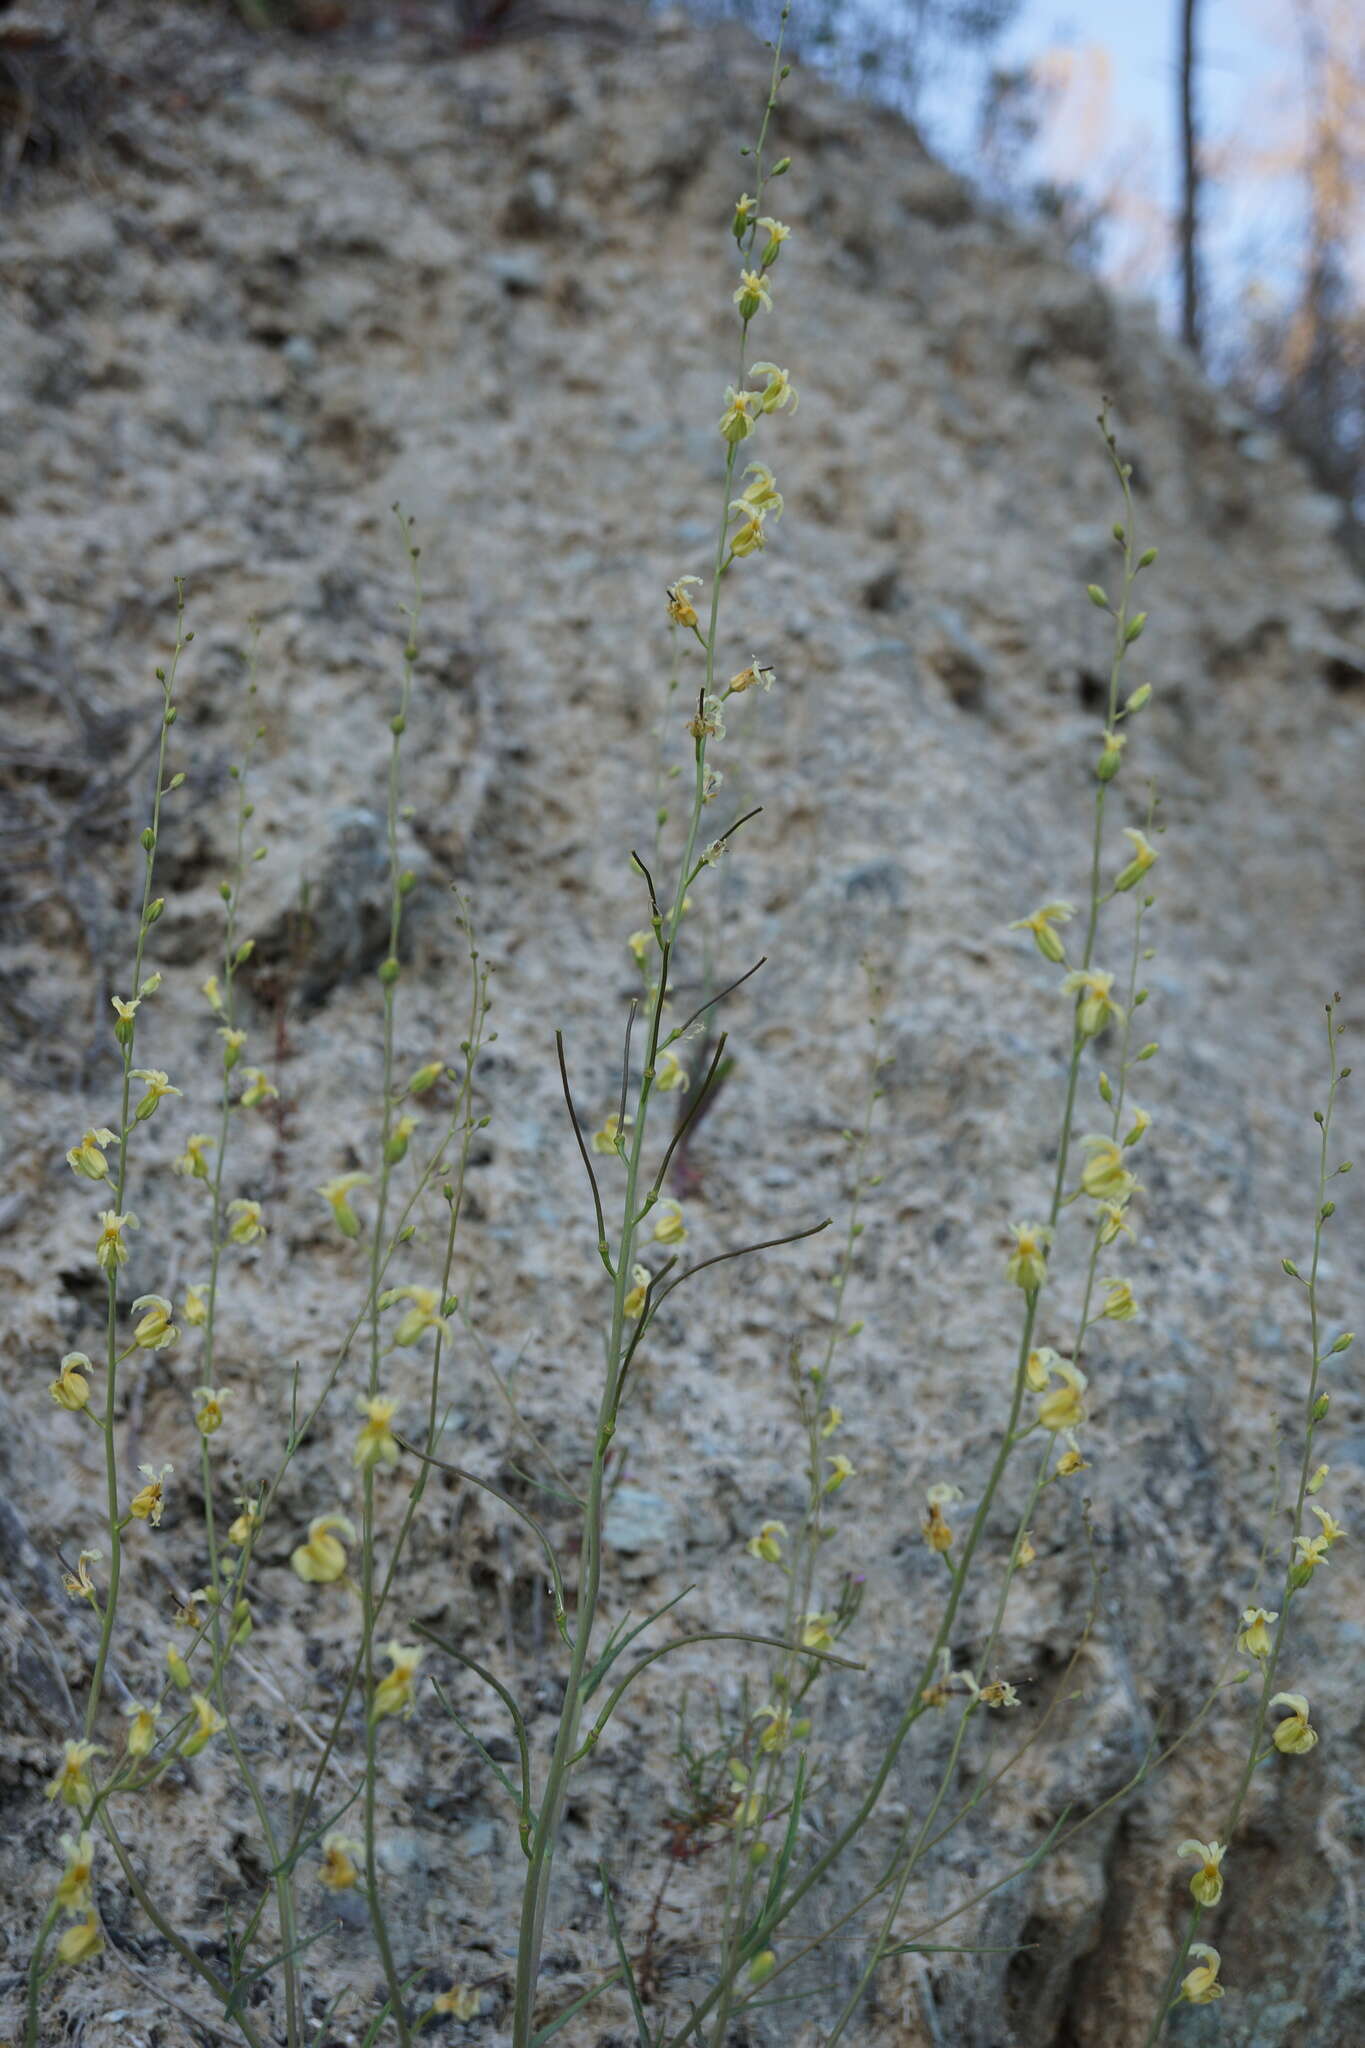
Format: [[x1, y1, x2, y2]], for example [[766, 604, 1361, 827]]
[[718, 385, 759, 443], [1290, 1532, 1330, 1582], [62, 1549, 101, 1601], [46, 1739, 101, 1807], [801, 1613, 835, 1651], [433, 1987, 482, 2020], [95, 1209, 135, 1272], [182, 1693, 225, 1757], [379, 1284, 451, 1346], [1006, 1220, 1054, 1291], [1180, 1944, 1224, 2005], [1099, 1276, 1138, 1320], [755, 215, 790, 263], [1079, 1135, 1136, 1204], [319, 1833, 363, 1890], [1061, 968, 1123, 1039], [666, 575, 702, 628], [1038, 1359, 1087, 1434], [730, 1786, 765, 1828], [1309, 1503, 1346, 1547], [227, 1499, 261, 1547], [1056, 1446, 1088, 1477], [746, 1519, 787, 1564], [1096, 1200, 1136, 1247], [627, 928, 654, 967], [1017, 1530, 1037, 1566], [55, 1831, 95, 1911], [1235, 1606, 1278, 1658], [56, 1913, 102, 1966], [1307, 1462, 1330, 1495], [1008, 901, 1076, 965], [291, 1513, 355, 1586], [737, 461, 783, 517], [653, 1198, 687, 1246], [733, 267, 773, 318], [124, 1701, 161, 1758], [66, 1127, 117, 1182], [731, 191, 757, 235], [129, 1462, 172, 1526], [922, 1481, 963, 1555], [823, 1451, 857, 1494], [166, 1644, 192, 1689], [1124, 1106, 1152, 1147], [1025, 1346, 1059, 1392], [111, 992, 141, 1041], [201, 973, 224, 1014], [184, 1283, 209, 1327], [1269, 1692, 1318, 1755], [384, 1112, 418, 1164], [50, 1352, 93, 1411], [130, 1069, 181, 1122], [354, 1395, 400, 1471], [591, 1113, 628, 1155], [755, 1703, 791, 1754], [748, 360, 798, 413], [372, 1641, 423, 1721], [1178, 1836, 1226, 1907], [655, 1048, 689, 1092], [1097, 727, 1126, 780], [131, 1293, 177, 1349], [226, 1198, 266, 1245], [194, 1385, 228, 1436], [819, 1404, 842, 1437], [218, 1025, 247, 1068], [729, 655, 776, 694], [318, 1171, 371, 1238], [1114, 827, 1158, 893], [173, 1132, 215, 1180], [973, 1678, 1020, 1709], [407, 1060, 445, 1096], [238, 1067, 279, 1108], [623, 1264, 651, 1318], [685, 693, 726, 742], [727, 507, 768, 557]]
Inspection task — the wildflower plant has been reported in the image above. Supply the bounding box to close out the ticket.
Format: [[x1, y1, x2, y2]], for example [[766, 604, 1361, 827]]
[[20, 11, 1355, 2048]]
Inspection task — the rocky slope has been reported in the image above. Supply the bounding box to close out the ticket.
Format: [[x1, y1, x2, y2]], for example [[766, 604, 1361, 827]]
[[1, 4, 1363, 2044]]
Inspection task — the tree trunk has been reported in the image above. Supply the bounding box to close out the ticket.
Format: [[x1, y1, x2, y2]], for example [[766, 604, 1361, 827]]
[[1177, 0, 1202, 361]]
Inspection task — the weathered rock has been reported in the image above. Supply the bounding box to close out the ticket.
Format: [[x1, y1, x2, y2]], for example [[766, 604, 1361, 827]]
[[0, 4, 1362, 2046]]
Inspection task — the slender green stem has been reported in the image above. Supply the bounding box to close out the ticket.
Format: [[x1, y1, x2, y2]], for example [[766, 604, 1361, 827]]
[[1142, 1000, 1345, 2047], [85, 600, 187, 1738]]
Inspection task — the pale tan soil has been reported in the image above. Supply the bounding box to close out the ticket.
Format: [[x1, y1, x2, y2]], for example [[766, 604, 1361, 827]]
[[1, 5, 1363, 2045]]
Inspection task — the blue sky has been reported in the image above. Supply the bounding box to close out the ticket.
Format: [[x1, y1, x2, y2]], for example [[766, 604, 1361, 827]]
[[863, 0, 1317, 333]]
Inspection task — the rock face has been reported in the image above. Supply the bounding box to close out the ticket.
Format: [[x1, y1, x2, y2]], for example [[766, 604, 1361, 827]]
[[1, 5, 1363, 2045]]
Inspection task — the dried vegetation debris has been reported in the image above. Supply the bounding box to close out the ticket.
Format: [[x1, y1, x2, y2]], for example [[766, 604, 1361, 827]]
[[1, 2, 1364, 2043]]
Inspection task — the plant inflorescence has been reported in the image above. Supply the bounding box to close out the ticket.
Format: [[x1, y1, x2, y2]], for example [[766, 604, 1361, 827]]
[[21, 11, 1353, 2046]]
